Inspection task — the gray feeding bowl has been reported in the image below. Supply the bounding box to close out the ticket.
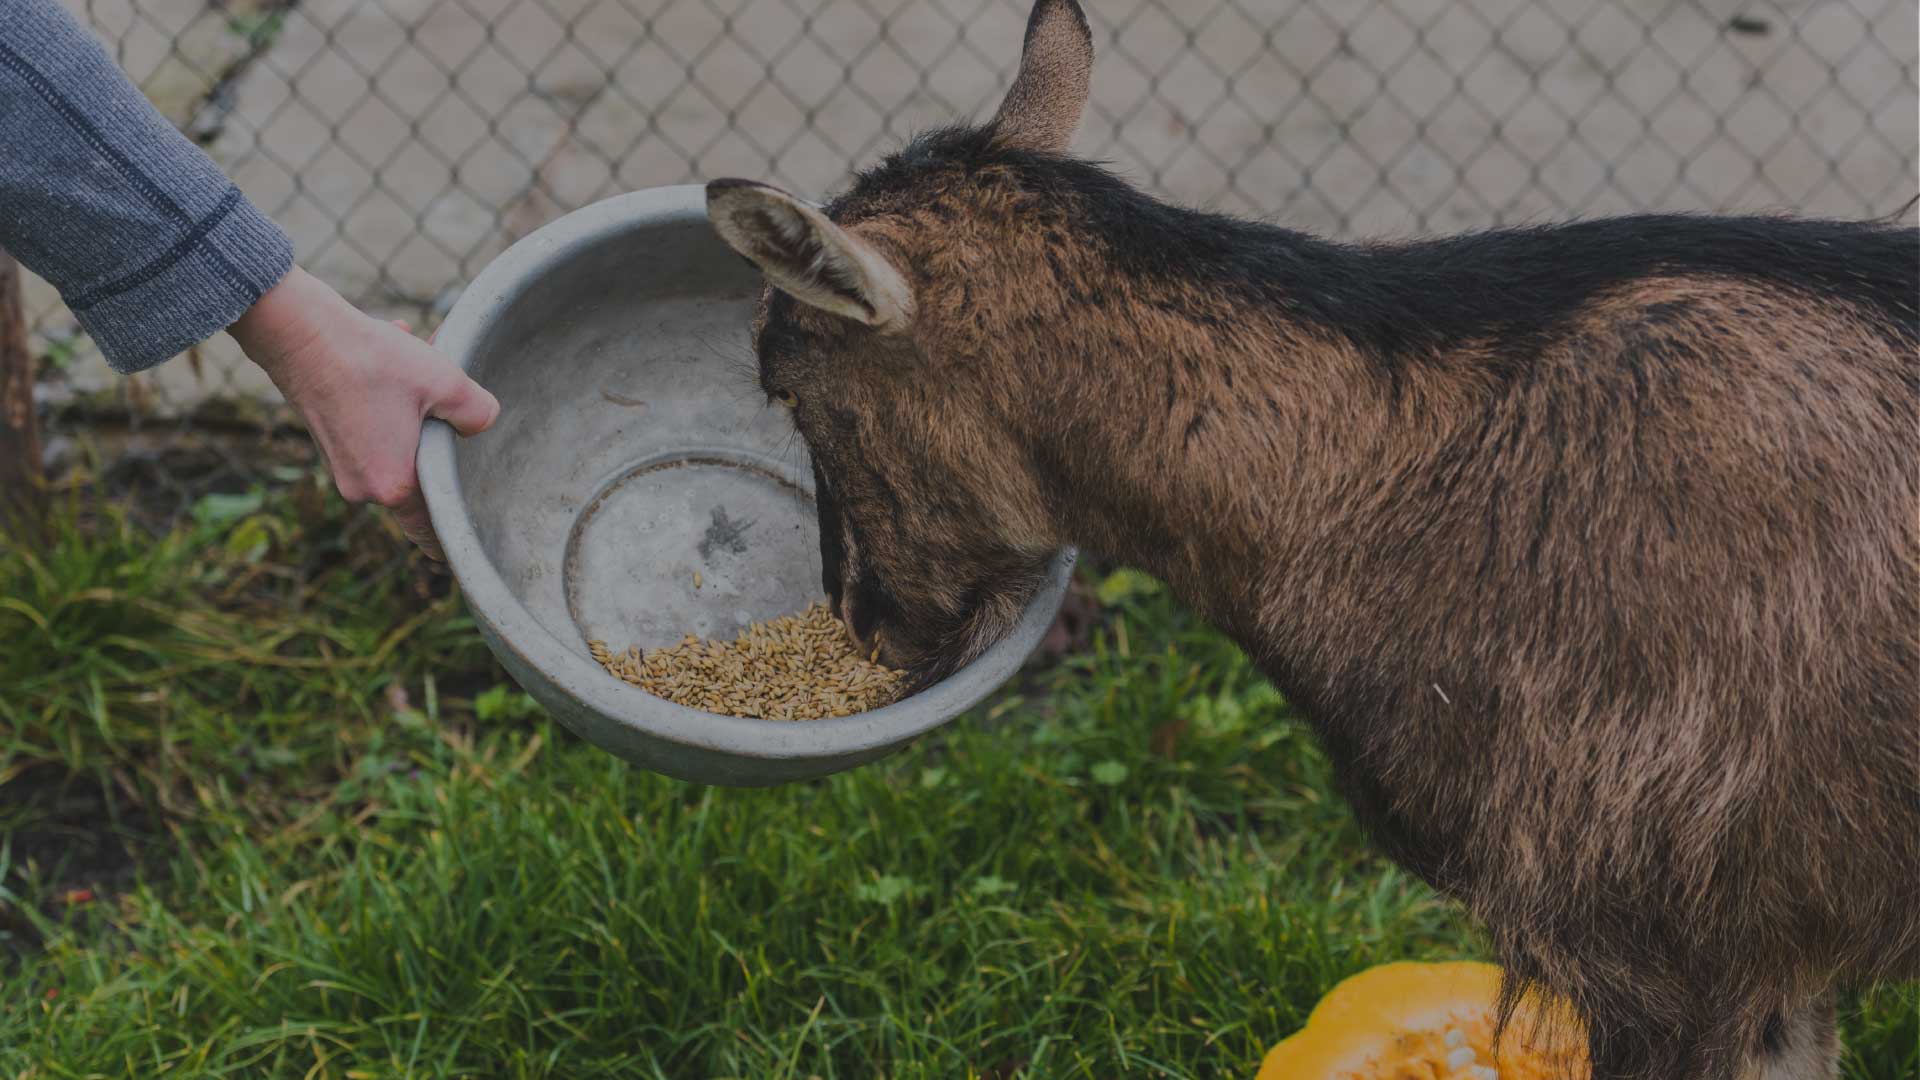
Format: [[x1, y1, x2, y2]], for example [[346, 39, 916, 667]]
[[418, 185, 1075, 786]]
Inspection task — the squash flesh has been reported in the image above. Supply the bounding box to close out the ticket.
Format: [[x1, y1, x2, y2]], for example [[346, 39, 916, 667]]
[[1257, 962, 1589, 1080]]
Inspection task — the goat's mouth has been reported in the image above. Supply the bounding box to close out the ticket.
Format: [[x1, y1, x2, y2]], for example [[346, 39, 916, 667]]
[[837, 566, 1049, 695], [833, 590, 963, 695]]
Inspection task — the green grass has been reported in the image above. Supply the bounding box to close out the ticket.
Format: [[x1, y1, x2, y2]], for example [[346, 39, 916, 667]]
[[2, 482, 1914, 1078]]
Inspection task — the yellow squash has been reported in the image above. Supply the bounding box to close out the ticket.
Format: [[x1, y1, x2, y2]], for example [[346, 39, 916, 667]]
[[1257, 961, 1589, 1080]]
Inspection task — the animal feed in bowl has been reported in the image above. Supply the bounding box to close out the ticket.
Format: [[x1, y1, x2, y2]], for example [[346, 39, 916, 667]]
[[588, 602, 906, 720]]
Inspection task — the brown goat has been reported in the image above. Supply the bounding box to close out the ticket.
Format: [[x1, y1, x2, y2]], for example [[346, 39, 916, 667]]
[[703, 1, 1920, 1076]]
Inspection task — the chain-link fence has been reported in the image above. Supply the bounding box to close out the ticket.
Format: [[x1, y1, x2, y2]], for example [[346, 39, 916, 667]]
[[23, 0, 1919, 514]]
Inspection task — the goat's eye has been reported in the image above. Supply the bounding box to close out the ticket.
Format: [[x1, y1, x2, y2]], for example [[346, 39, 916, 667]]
[[772, 389, 799, 409]]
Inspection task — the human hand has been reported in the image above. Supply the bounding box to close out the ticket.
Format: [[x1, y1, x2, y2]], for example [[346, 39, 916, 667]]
[[230, 267, 499, 558]]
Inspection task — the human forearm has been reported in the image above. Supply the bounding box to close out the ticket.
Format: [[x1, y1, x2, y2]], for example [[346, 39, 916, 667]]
[[0, 0, 499, 556], [0, 0, 292, 372]]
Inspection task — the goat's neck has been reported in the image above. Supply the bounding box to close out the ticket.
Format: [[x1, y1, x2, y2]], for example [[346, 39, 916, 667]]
[[1006, 296, 1460, 683]]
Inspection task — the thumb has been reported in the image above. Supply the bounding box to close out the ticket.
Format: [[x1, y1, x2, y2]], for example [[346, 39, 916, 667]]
[[428, 373, 501, 436]]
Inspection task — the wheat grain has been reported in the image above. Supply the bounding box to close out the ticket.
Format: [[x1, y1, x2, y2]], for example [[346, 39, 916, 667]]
[[590, 601, 905, 720]]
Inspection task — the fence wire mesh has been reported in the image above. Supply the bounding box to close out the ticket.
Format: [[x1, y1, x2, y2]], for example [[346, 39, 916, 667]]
[[24, 0, 1920, 517]]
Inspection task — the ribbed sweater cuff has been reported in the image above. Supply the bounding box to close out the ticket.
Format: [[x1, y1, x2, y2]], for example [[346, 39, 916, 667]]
[[70, 190, 294, 374]]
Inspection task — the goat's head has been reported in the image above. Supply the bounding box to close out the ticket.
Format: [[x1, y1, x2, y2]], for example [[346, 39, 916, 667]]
[[704, 0, 1094, 684]]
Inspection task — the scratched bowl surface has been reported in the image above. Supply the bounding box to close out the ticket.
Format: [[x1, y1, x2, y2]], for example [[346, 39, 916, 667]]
[[418, 185, 1074, 786]]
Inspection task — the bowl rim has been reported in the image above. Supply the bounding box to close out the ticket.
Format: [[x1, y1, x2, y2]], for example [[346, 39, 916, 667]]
[[417, 184, 1075, 765]]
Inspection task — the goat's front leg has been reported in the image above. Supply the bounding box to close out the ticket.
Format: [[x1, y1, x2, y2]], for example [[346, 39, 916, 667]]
[[1745, 996, 1839, 1080], [1581, 994, 1840, 1080]]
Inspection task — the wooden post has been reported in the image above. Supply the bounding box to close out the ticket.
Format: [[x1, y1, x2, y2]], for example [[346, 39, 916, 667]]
[[0, 249, 45, 534]]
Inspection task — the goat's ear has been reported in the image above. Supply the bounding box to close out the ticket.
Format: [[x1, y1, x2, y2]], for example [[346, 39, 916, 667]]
[[989, 0, 1093, 153], [705, 179, 913, 331]]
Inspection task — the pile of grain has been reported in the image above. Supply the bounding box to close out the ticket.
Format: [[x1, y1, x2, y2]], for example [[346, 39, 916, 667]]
[[588, 601, 906, 720]]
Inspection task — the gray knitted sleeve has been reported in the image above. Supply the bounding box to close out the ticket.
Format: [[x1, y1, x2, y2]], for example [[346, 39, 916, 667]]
[[0, 0, 294, 373]]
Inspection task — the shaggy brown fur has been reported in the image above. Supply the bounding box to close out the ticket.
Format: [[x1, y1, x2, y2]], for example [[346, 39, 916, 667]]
[[705, 2, 1920, 1076]]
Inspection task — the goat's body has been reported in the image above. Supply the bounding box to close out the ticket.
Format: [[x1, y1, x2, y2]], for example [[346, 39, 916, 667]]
[[720, 69, 1918, 1065], [828, 132, 1920, 1078], [1237, 261, 1916, 1080], [1059, 223, 1916, 1080]]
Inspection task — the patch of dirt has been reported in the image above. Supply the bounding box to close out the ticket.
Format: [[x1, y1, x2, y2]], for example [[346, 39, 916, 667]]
[[48, 422, 315, 528], [1, 766, 160, 967]]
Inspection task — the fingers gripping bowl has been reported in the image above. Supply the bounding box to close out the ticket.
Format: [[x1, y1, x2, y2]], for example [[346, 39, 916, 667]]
[[416, 186, 1075, 786]]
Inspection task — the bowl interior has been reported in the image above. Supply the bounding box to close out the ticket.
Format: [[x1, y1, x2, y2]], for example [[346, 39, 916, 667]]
[[454, 213, 823, 662]]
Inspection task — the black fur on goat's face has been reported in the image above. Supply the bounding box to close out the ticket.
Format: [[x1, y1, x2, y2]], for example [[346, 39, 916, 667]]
[[748, 287, 1052, 687]]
